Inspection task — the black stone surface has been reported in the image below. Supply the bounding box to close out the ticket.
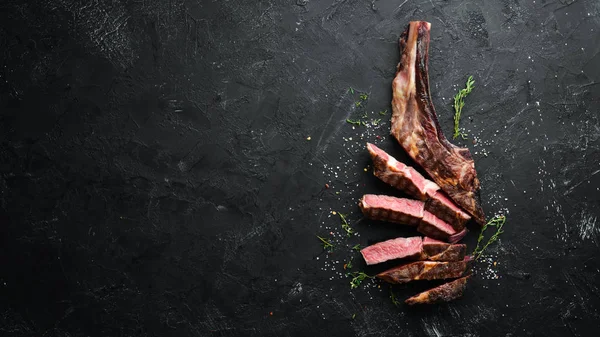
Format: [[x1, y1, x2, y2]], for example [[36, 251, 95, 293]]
[[1, 0, 600, 336]]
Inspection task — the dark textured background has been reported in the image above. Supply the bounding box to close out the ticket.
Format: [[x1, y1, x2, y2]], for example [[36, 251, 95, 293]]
[[1, 0, 600, 336]]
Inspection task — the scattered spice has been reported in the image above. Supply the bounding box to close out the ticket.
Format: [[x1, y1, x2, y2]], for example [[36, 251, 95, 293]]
[[306, 136, 312, 141], [325, 183, 330, 189]]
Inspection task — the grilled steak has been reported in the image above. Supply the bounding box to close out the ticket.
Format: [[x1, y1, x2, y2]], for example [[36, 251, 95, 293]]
[[425, 191, 471, 231], [367, 142, 438, 201], [417, 211, 456, 241], [376, 260, 467, 284], [367, 143, 470, 230], [359, 194, 423, 226], [405, 275, 470, 305], [361, 236, 466, 265], [391, 21, 485, 225], [359, 195, 461, 241], [360, 237, 423, 265], [422, 237, 466, 261]]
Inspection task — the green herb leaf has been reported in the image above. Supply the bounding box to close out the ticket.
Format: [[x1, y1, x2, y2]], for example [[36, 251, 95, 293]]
[[349, 87, 355, 94], [317, 235, 334, 251], [359, 93, 368, 101], [379, 109, 388, 116], [355, 101, 362, 107], [361, 112, 368, 119], [338, 213, 354, 237], [352, 244, 361, 251], [372, 118, 381, 126], [390, 288, 401, 307], [452, 76, 474, 140], [348, 272, 374, 289], [345, 258, 353, 270], [351, 313, 356, 320], [346, 119, 362, 126], [472, 215, 506, 260]]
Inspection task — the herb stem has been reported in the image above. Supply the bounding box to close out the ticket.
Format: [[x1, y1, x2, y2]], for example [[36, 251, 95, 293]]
[[338, 213, 354, 237], [453, 76, 474, 140], [317, 235, 334, 251], [348, 272, 374, 289], [472, 215, 506, 260], [346, 119, 363, 126], [390, 288, 401, 306]]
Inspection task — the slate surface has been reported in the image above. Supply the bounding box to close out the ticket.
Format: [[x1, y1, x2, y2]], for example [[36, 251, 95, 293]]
[[1, 0, 600, 336]]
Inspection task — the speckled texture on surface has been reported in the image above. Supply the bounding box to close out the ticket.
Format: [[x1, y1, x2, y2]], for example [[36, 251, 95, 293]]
[[1, 0, 599, 336]]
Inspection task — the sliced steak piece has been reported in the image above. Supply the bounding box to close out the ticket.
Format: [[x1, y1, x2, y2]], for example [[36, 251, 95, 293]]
[[405, 276, 470, 305], [367, 143, 470, 230], [376, 260, 467, 284], [361, 236, 466, 265], [359, 195, 424, 226], [424, 190, 471, 231], [359, 195, 461, 242], [391, 21, 486, 225], [417, 211, 456, 241], [367, 142, 438, 201], [422, 237, 466, 261], [360, 237, 423, 265]]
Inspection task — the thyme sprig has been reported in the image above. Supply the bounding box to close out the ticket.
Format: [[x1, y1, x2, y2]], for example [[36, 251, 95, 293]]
[[346, 118, 365, 126], [317, 235, 334, 251], [344, 258, 353, 270], [338, 213, 354, 237], [472, 215, 506, 260], [348, 272, 374, 289], [453, 75, 474, 140], [390, 288, 401, 306]]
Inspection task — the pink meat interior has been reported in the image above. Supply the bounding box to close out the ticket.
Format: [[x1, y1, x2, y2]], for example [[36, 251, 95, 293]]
[[421, 211, 456, 235], [362, 195, 425, 217], [423, 237, 445, 245], [367, 142, 407, 172], [360, 237, 423, 265]]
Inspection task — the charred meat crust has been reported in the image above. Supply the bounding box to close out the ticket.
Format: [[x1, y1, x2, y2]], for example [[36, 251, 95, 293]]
[[405, 275, 470, 305], [376, 260, 467, 284], [391, 21, 486, 225], [423, 241, 466, 262]]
